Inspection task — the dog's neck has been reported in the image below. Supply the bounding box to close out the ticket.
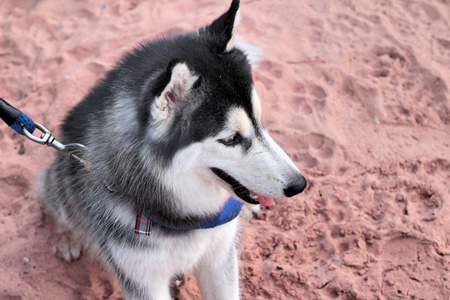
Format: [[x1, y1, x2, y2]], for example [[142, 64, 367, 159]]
[[98, 140, 232, 222], [161, 169, 230, 217]]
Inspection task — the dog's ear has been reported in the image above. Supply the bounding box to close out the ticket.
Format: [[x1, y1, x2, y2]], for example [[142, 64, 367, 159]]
[[151, 60, 199, 122], [199, 0, 241, 53]]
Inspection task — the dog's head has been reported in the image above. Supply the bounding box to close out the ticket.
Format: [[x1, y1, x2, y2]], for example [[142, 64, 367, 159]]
[[140, 0, 306, 206]]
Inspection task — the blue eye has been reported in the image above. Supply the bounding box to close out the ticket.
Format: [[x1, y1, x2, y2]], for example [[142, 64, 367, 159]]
[[218, 132, 242, 146]]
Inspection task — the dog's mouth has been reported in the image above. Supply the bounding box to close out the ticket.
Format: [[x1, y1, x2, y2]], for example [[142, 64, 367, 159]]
[[210, 167, 274, 206]]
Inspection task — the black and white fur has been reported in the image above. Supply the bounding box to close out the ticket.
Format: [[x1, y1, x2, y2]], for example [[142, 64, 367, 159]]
[[39, 1, 307, 299]]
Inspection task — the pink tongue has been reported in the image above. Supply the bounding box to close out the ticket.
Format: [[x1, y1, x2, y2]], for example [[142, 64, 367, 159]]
[[256, 194, 274, 207]]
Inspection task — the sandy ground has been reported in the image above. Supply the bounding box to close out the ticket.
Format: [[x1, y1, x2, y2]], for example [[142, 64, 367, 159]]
[[1, 0, 449, 299]]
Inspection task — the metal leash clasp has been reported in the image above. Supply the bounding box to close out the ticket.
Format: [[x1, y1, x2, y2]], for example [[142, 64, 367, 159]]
[[22, 123, 91, 171]]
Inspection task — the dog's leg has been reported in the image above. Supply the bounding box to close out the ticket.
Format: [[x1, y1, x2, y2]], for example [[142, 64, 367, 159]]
[[115, 270, 171, 300], [51, 222, 83, 262], [194, 240, 240, 300], [39, 167, 84, 262], [102, 242, 173, 300]]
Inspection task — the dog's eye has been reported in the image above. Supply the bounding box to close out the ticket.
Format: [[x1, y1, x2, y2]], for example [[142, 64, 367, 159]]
[[218, 133, 242, 147]]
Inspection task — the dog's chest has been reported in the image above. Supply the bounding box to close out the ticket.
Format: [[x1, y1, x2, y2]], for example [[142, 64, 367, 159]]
[[108, 219, 239, 280]]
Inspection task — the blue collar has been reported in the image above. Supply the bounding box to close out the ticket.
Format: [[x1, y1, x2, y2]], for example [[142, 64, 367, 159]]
[[135, 197, 243, 234], [102, 176, 244, 233]]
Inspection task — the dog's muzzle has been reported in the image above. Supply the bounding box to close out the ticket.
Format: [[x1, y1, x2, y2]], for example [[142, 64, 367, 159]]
[[210, 167, 259, 204], [211, 167, 307, 205]]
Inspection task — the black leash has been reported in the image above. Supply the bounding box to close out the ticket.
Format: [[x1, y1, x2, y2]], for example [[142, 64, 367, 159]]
[[0, 97, 90, 170]]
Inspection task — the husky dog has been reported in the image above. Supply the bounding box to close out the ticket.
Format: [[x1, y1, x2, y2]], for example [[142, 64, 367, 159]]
[[39, 1, 307, 299]]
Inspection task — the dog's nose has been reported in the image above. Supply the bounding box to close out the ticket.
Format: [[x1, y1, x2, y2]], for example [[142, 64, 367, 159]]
[[284, 175, 307, 197]]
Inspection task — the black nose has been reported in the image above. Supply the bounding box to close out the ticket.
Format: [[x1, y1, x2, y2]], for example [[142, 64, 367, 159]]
[[284, 175, 307, 197]]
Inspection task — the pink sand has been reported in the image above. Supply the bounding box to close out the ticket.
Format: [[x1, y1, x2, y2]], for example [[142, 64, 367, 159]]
[[1, 0, 449, 299]]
